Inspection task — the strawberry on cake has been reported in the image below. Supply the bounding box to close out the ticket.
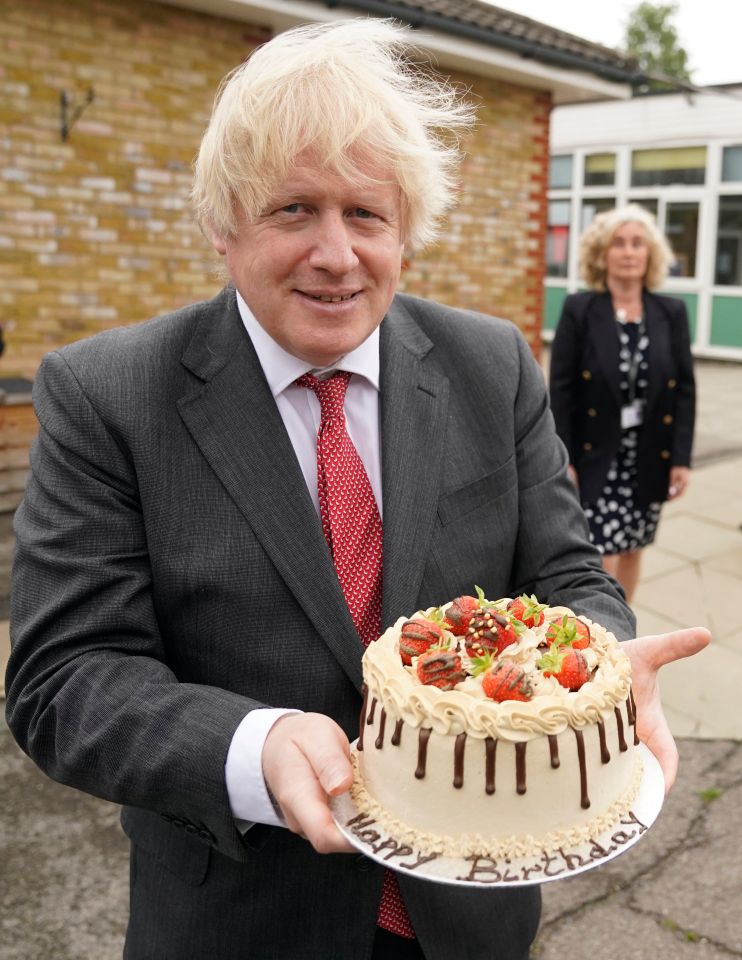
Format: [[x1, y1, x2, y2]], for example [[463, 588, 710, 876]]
[[352, 590, 643, 860]]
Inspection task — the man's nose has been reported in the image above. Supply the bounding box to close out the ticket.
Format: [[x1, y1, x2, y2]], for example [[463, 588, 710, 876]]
[[308, 215, 359, 273]]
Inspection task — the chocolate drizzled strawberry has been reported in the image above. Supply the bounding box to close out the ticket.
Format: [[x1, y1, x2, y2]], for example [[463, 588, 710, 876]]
[[444, 585, 487, 636], [538, 643, 590, 690], [465, 607, 523, 658], [480, 659, 533, 702], [416, 648, 466, 690], [399, 617, 446, 665]]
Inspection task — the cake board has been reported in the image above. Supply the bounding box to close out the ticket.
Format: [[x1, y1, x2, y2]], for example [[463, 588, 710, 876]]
[[330, 742, 664, 887]]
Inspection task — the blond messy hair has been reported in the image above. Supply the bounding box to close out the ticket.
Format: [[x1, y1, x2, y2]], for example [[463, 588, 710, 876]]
[[192, 18, 475, 250], [580, 203, 675, 290]]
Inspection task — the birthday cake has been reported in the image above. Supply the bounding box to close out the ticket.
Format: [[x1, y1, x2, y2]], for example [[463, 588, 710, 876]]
[[352, 591, 642, 859]]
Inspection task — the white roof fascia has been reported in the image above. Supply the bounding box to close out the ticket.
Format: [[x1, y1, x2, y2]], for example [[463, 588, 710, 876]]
[[158, 0, 631, 104]]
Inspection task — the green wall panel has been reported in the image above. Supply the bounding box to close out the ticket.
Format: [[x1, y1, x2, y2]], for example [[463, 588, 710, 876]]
[[544, 285, 568, 332], [659, 290, 698, 341], [710, 295, 742, 348]]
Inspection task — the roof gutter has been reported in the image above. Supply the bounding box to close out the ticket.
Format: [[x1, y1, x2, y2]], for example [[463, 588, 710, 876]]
[[323, 0, 645, 86]]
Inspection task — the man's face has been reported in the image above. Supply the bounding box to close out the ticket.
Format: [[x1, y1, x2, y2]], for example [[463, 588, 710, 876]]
[[212, 154, 405, 367]]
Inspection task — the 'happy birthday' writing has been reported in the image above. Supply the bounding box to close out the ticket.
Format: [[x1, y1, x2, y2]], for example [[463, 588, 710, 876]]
[[345, 810, 648, 882]]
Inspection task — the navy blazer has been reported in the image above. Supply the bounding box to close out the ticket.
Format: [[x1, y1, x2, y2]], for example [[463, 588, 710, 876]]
[[549, 290, 695, 506], [7, 288, 636, 960]]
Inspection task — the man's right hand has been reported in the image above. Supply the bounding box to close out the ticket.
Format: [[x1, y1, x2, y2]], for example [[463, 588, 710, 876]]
[[262, 712, 356, 854]]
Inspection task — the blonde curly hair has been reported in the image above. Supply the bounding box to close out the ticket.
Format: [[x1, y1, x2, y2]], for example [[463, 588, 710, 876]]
[[579, 204, 675, 290], [192, 18, 475, 250]]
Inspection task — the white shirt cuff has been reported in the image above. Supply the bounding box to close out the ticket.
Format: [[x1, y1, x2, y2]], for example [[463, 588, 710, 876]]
[[225, 707, 300, 829]]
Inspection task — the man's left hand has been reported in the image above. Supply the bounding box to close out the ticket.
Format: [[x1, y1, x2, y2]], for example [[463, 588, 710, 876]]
[[623, 627, 711, 790]]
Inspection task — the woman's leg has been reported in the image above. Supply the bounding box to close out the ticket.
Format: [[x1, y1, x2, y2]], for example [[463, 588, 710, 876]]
[[602, 550, 642, 603]]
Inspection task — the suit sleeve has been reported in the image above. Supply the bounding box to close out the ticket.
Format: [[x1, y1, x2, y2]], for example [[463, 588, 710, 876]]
[[509, 326, 636, 640], [548, 297, 582, 465], [670, 301, 695, 467], [5, 351, 262, 861]]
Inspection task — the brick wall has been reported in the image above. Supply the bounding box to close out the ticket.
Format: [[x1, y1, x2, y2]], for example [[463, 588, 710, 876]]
[[0, 0, 550, 383], [400, 76, 551, 347]]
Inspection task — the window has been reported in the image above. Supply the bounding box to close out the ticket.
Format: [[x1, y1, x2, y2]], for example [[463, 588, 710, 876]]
[[629, 197, 659, 218], [580, 198, 615, 232], [546, 200, 570, 277], [666, 202, 699, 277], [584, 153, 615, 187], [722, 146, 742, 182], [549, 155, 573, 189], [631, 147, 706, 186], [715, 196, 742, 285]]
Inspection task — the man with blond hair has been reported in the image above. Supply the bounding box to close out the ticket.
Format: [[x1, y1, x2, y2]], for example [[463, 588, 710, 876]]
[[6, 19, 708, 960]]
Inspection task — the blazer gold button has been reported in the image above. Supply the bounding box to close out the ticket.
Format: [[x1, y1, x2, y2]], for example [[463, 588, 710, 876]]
[[588, 408, 597, 417], [660, 450, 671, 459], [668, 378, 677, 388], [582, 370, 592, 380], [663, 414, 673, 424], [583, 442, 592, 451]]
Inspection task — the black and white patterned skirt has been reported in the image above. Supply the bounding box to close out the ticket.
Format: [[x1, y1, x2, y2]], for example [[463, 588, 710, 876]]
[[582, 427, 662, 555]]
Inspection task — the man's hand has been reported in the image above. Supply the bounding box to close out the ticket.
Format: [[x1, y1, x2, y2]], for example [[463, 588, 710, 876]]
[[623, 627, 711, 791], [262, 712, 355, 854]]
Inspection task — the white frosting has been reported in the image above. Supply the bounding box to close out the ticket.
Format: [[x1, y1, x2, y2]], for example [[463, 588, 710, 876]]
[[354, 599, 641, 859]]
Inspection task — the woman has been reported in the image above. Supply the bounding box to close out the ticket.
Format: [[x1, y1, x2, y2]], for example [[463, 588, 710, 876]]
[[549, 204, 695, 602]]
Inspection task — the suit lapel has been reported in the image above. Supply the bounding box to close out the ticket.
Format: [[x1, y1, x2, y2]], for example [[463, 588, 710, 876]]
[[176, 289, 364, 688], [379, 298, 450, 627], [590, 293, 623, 409], [642, 293, 670, 410]]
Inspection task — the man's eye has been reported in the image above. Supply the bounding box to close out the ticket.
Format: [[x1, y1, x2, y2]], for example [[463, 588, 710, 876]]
[[353, 208, 376, 219], [281, 203, 302, 214]]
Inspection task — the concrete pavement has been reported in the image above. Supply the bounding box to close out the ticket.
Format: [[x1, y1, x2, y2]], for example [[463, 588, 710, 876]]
[[1, 358, 741, 958]]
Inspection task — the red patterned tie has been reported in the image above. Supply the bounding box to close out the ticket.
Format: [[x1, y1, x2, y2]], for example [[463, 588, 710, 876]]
[[296, 371, 415, 940]]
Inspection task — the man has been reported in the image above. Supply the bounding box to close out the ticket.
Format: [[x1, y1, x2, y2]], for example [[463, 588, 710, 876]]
[[5, 19, 708, 960]]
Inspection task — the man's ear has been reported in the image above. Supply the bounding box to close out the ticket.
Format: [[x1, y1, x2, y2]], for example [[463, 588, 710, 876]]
[[210, 230, 227, 256]]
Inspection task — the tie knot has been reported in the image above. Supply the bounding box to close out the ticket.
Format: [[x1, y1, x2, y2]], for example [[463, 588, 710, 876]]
[[296, 371, 351, 421]]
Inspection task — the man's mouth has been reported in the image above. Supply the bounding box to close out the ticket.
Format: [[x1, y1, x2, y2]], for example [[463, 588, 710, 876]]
[[302, 292, 358, 302]]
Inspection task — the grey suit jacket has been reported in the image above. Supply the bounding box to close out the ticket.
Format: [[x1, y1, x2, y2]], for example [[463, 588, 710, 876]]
[[6, 287, 634, 960]]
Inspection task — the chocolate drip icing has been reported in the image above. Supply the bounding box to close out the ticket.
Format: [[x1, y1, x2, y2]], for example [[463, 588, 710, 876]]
[[415, 728, 432, 779], [574, 729, 590, 808], [614, 706, 628, 752], [548, 735, 560, 768], [391, 718, 404, 746], [453, 733, 467, 788], [485, 737, 497, 795], [515, 742, 527, 795], [367, 697, 377, 725], [628, 689, 640, 745], [375, 708, 387, 750], [597, 720, 611, 764], [358, 685, 368, 751]]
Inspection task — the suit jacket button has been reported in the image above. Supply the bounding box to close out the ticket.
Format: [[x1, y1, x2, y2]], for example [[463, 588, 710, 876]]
[[356, 855, 373, 872], [583, 442, 592, 451], [663, 414, 673, 424], [587, 408, 597, 417], [668, 378, 677, 388], [582, 370, 592, 380], [660, 450, 671, 459]]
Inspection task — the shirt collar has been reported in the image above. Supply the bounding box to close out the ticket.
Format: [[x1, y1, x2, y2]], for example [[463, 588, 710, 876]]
[[235, 290, 380, 397]]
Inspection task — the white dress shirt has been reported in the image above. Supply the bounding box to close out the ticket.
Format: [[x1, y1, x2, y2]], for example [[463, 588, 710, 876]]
[[224, 290, 382, 827]]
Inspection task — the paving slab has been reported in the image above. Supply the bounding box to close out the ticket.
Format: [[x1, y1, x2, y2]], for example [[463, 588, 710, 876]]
[[535, 740, 742, 960], [652, 513, 742, 563]]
